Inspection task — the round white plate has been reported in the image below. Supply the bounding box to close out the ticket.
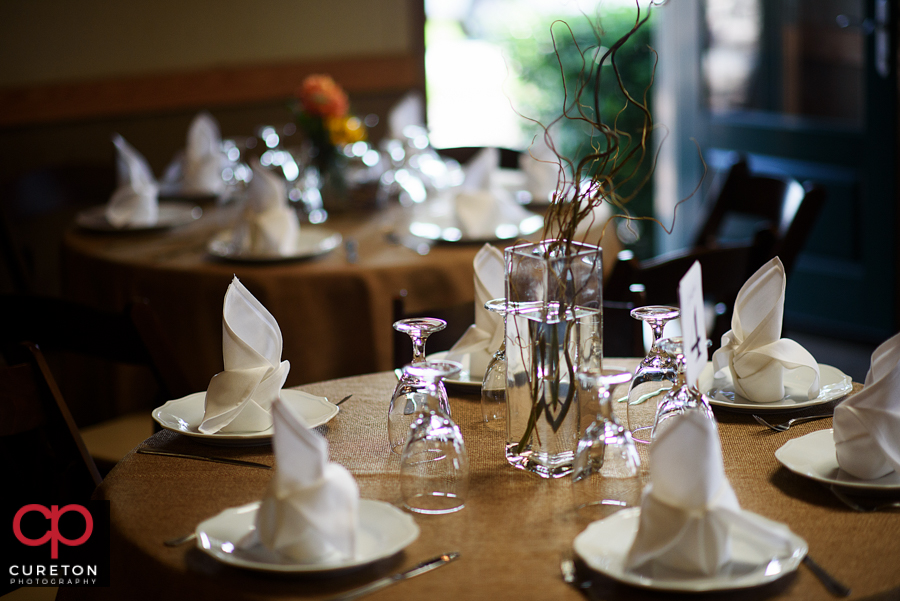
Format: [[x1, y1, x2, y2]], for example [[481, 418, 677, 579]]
[[701, 362, 852, 413], [196, 499, 420, 573], [429, 351, 482, 390], [152, 389, 339, 445], [573, 508, 807, 592], [775, 429, 900, 491], [76, 201, 202, 232], [207, 227, 342, 262]]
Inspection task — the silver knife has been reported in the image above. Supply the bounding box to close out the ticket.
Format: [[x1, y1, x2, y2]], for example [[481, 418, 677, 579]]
[[326, 552, 460, 601]]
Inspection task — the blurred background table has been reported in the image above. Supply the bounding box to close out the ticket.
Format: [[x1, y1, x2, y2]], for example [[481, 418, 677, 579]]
[[62, 202, 621, 399]]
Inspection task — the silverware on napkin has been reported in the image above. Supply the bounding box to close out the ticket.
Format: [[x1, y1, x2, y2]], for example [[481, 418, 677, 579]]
[[325, 552, 460, 601], [136, 448, 271, 470]]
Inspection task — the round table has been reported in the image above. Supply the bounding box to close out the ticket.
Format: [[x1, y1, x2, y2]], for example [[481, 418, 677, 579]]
[[54, 370, 900, 601], [62, 202, 621, 405]]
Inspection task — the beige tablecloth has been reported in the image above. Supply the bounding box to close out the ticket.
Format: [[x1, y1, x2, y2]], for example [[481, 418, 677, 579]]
[[62, 203, 621, 409], [57, 365, 900, 601]]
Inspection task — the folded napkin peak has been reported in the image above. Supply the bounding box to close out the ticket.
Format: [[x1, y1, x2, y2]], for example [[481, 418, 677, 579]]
[[242, 398, 359, 562], [199, 276, 290, 434], [183, 111, 227, 195], [834, 332, 900, 479], [446, 244, 505, 377], [231, 160, 300, 256], [625, 411, 798, 577], [106, 134, 159, 228], [712, 257, 819, 403]]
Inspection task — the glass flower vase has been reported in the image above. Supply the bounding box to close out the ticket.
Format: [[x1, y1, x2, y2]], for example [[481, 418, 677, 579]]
[[504, 240, 603, 478]]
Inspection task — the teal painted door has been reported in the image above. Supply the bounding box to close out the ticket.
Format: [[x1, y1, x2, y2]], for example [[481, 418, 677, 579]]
[[661, 0, 897, 341]]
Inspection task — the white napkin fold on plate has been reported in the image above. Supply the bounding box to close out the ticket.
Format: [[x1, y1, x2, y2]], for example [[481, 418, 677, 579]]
[[454, 148, 539, 240], [240, 397, 359, 562], [388, 91, 425, 140], [182, 112, 227, 195], [711, 257, 819, 403], [625, 411, 798, 577], [106, 134, 159, 228], [199, 276, 290, 434], [445, 244, 505, 377], [834, 332, 900, 479], [230, 160, 300, 256], [519, 134, 560, 204]]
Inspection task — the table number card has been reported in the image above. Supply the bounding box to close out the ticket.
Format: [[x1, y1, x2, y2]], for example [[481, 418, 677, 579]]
[[678, 261, 708, 388]]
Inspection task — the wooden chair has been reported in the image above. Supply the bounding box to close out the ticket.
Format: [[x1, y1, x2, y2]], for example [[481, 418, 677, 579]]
[[605, 245, 754, 348], [0, 341, 102, 501], [0, 295, 191, 472], [693, 155, 825, 279]]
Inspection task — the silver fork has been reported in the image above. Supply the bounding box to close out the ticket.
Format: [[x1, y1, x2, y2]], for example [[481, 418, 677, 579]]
[[830, 485, 900, 513], [752, 413, 832, 432]]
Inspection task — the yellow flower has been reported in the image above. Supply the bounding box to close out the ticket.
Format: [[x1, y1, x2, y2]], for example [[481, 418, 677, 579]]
[[326, 116, 367, 146]]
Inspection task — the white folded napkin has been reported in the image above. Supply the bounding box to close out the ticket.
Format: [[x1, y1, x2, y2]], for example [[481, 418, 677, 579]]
[[106, 134, 159, 228], [834, 332, 900, 479], [240, 397, 359, 562], [445, 244, 505, 377], [625, 411, 798, 577], [519, 134, 560, 204], [230, 160, 300, 256], [182, 112, 227, 195], [388, 91, 425, 140], [199, 276, 290, 434], [454, 148, 540, 240], [711, 258, 819, 403]]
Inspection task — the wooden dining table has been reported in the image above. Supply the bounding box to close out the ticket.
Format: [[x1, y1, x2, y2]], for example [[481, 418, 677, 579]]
[[56, 360, 900, 601]]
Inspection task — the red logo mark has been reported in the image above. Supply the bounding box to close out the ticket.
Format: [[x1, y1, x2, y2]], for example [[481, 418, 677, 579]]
[[13, 504, 93, 559]]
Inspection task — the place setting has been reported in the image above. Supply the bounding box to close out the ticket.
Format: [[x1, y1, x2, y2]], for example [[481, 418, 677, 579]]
[[152, 277, 340, 445], [75, 133, 203, 233]]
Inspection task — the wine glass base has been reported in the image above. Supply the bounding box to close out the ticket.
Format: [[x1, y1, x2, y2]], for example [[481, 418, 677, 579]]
[[403, 493, 465, 515]]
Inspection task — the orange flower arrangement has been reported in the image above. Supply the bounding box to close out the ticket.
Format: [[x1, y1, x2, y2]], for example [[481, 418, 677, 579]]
[[297, 75, 349, 119], [291, 74, 366, 171]]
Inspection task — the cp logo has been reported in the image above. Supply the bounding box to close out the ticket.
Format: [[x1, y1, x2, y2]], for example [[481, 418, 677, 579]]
[[13, 504, 93, 559]]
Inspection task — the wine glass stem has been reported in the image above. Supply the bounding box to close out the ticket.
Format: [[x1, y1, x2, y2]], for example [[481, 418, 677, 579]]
[[410, 332, 427, 364], [649, 320, 665, 352], [597, 387, 613, 420]]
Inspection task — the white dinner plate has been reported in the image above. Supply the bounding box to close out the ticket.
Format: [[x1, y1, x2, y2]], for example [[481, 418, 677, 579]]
[[196, 499, 420, 573], [207, 227, 342, 262], [775, 429, 900, 491], [152, 389, 339, 445], [701, 362, 852, 413], [76, 201, 202, 232], [573, 508, 807, 592], [429, 351, 482, 390]]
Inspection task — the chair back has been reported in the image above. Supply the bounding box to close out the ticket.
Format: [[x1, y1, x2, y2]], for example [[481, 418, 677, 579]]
[[0, 342, 102, 501], [606, 245, 753, 347], [694, 156, 825, 278], [0, 294, 192, 426]]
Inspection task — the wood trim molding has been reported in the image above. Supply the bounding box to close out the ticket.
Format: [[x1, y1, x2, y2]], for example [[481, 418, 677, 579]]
[[0, 53, 423, 129]]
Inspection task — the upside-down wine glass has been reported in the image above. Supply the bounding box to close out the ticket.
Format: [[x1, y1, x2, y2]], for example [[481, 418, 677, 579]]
[[651, 336, 715, 440], [388, 318, 449, 454], [572, 370, 641, 522], [400, 360, 469, 514], [481, 298, 507, 431], [626, 305, 680, 443]]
